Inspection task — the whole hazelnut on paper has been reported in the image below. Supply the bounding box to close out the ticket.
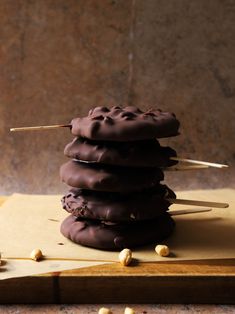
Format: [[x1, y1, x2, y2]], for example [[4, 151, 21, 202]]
[[155, 244, 170, 257], [119, 248, 132, 266], [98, 307, 112, 314], [30, 249, 43, 261]]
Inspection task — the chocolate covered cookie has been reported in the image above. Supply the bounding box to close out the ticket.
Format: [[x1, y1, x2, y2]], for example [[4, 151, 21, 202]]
[[60, 212, 175, 250], [64, 137, 178, 168], [60, 105, 179, 250], [61, 185, 176, 221], [60, 160, 164, 192], [70, 106, 180, 141]]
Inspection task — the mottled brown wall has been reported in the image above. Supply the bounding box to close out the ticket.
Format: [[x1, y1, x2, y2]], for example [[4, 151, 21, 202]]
[[0, 0, 234, 194]]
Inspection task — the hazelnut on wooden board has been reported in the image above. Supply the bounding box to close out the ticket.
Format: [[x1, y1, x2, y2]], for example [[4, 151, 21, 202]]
[[30, 249, 43, 261], [118, 248, 132, 266], [155, 244, 170, 257], [124, 307, 135, 314], [98, 307, 112, 314]]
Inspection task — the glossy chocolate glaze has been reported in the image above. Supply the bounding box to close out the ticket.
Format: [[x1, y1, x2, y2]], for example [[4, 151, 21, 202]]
[[64, 137, 178, 168], [60, 160, 164, 192], [61, 106, 179, 250], [60, 212, 175, 250], [70, 106, 180, 141], [61, 184, 176, 221]]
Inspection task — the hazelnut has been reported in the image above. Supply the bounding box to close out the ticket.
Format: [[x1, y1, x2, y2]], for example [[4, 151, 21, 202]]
[[155, 244, 170, 257], [130, 213, 136, 220], [119, 248, 132, 266], [98, 307, 112, 314], [124, 307, 135, 314], [30, 249, 43, 261]]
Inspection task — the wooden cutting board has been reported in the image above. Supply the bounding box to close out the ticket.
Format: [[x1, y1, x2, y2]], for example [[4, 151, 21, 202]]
[[1, 196, 235, 304]]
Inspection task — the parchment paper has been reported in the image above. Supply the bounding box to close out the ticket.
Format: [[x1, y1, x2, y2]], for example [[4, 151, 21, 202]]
[[0, 189, 234, 280]]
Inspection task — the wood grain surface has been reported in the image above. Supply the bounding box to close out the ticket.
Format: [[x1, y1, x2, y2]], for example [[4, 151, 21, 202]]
[[1, 196, 235, 304]]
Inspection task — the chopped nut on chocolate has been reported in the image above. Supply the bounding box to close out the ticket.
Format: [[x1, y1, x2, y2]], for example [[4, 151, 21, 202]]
[[130, 213, 136, 220]]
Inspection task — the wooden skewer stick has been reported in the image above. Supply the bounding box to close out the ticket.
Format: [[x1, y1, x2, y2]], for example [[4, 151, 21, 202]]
[[3, 256, 117, 263], [73, 160, 210, 170], [73, 160, 210, 169], [8, 126, 229, 169], [171, 157, 228, 169], [165, 165, 209, 171], [170, 208, 212, 216], [73, 160, 209, 170], [10, 124, 71, 132], [167, 198, 229, 208]]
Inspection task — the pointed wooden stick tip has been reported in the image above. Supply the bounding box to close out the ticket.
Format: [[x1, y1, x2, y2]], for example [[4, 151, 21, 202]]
[[171, 157, 228, 169]]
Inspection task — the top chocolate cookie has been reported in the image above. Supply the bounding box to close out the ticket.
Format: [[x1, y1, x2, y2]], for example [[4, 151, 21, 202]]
[[70, 106, 180, 141]]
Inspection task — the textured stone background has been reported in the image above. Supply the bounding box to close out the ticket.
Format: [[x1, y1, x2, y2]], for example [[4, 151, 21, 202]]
[[0, 0, 234, 195]]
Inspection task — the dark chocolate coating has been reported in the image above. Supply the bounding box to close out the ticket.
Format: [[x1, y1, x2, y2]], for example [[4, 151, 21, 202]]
[[61, 185, 176, 222], [70, 106, 180, 141], [60, 160, 164, 192], [64, 137, 178, 168], [60, 213, 175, 250]]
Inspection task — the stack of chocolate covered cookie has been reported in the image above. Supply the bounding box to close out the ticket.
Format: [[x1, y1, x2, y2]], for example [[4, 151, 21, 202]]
[[60, 106, 180, 250]]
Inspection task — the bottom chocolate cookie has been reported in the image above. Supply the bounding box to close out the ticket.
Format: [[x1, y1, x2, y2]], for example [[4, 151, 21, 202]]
[[60, 213, 175, 250]]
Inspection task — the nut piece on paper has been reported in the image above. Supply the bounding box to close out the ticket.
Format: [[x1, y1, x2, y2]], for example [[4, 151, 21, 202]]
[[30, 249, 43, 261], [124, 307, 135, 314], [119, 248, 132, 266], [98, 307, 112, 314], [155, 244, 170, 257]]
